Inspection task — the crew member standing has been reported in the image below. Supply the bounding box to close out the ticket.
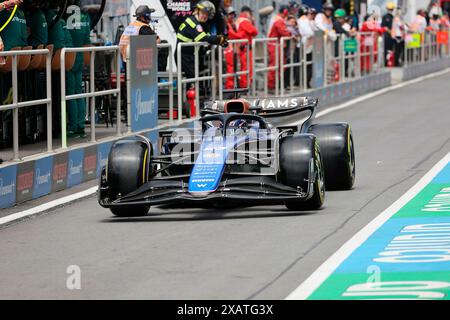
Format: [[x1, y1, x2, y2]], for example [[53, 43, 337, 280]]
[[119, 5, 158, 63], [267, 5, 291, 91], [224, 6, 241, 89], [381, 2, 395, 66], [236, 5, 258, 89], [66, 0, 91, 138], [175, 0, 227, 80]]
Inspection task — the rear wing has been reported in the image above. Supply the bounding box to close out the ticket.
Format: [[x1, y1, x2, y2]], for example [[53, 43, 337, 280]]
[[250, 96, 319, 118], [201, 96, 319, 118]]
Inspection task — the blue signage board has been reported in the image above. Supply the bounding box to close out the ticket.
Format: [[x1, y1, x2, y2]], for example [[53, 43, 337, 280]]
[[130, 35, 159, 133]]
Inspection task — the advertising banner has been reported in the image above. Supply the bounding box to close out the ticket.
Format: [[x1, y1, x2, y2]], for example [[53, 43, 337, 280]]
[[437, 31, 449, 45], [406, 33, 421, 48], [33, 157, 53, 199], [130, 35, 159, 133], [0, 165, 17, 209], [16, 161, 35, 204]]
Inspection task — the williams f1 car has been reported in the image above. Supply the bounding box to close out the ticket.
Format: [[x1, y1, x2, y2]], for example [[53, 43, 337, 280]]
[[98, 96, 355, 216]]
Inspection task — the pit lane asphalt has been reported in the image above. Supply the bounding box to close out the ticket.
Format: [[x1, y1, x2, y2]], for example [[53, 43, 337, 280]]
[[1, 72, 450, 299]]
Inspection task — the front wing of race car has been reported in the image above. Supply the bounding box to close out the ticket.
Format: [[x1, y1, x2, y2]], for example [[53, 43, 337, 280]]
[[98, 174, 315, 208]]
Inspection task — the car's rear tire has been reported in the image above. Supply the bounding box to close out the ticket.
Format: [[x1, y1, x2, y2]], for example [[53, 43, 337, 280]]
[[308, 123, 355, 190], [278, 135, 325, 211], [107, 136, 153, 217]]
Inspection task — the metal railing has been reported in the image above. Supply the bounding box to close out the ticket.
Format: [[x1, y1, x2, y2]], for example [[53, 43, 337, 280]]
[[218, 39, 250, 99], [252, 37, 279, 97], [0, 48, 52, 160], [177, 42, 217, 119], [60, 45, 121, 149], [404, 30, 450, 67], [280, 36, 303, 96], [157, 43, 174, 121]]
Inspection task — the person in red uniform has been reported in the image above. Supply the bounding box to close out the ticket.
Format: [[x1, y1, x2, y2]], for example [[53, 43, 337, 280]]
[[224, 6, 241, 89], [236, 5, 258, 88], [360, 14, 385, 74], [268, 4, 291, 90]]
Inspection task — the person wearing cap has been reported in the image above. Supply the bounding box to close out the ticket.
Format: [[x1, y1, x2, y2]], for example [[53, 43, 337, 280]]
[[382, 2, 396, 66], [236, 5, 258, 88], [175, 0, 228, 80], [119, 5, 157, 61], [267, 4, 291, 90], [315, 2, 335, 39], [223, 6, 241, 89]]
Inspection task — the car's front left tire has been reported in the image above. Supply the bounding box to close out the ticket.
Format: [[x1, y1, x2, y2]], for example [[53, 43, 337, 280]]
[[107, 136, 153, 217]]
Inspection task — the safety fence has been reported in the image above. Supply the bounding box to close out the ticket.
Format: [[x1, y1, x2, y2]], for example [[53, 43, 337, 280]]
[[404, 30, 450, 66], [0, 48, 52, 161], [60, 46, 121, 149], [218, 39, 250, 100], [176, 41, 217, 119]]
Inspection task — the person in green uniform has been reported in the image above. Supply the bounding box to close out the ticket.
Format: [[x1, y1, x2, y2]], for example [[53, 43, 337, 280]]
[[65, 0, 91, 138], [45, 0, 74, 137], [0, 1, 28, 51], [45, 0, 67, 51], [25, 0, 48, 48]]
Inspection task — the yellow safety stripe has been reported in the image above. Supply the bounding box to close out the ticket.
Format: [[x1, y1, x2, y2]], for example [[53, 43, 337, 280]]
[[177, 33, 193, 42], [194, 32, 207, 42], [179, 23, 186, 31], [186, 18, 196, 28]]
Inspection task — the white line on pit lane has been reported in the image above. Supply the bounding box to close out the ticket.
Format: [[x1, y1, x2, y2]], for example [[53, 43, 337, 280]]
[[286, 152, 450, 300], [1, 68, 450, 227], [0, 186, 98, 226]]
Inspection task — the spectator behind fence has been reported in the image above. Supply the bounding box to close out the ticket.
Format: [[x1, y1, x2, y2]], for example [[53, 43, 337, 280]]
[[65, 0, 91, 139], [391, 10, 406, 66], [284, 15, 300, 87], [429, 13, 441, 31], [409, 9, 428, 34], [236, 5, 258, 89], [267, 4, 291, 91], [382, 2, 395, 66], [441, 11, 450, 29], [298, 5, 316, 88], [25, 0, 48, 48], [175, 0, 227, 80], [315, 3, 336, 41]]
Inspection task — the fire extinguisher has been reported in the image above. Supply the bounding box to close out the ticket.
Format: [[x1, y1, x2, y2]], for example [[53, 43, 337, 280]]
[[334, 61, 340, 82], [387, 50, 394, 67], [186, 87, 196, 118]]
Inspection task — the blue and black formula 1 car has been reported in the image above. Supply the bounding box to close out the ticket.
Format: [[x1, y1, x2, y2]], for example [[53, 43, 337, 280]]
[[98, 96, 355, 217]]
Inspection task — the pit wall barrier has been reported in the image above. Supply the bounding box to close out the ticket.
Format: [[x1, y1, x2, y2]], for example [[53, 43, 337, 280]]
[[402, 55, 450, 81], [402, 30, 450, 81]]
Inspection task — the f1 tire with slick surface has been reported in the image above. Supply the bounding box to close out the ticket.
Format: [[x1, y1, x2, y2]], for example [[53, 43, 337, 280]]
[[278, 134, 325, 210], [308, 123, 355, 190], [107, 136, 153, 217]]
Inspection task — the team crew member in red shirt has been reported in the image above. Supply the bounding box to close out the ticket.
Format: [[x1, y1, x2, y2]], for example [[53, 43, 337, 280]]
[[224, 6, 241, 89], [236, 5, 258, 88], [267, 5, 291, 90]]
